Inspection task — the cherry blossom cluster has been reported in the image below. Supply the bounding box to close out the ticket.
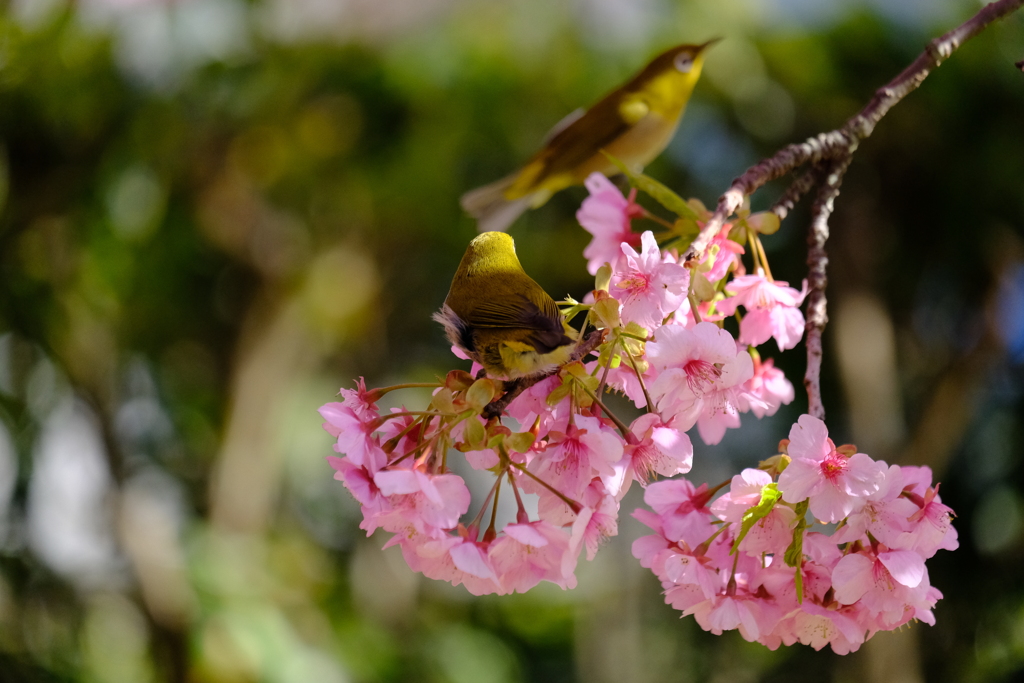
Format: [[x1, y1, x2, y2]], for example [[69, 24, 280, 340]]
[[633, 414, 957, 654], [319, 367, 643, 595], [577, 172, 800, 445], [318, 170, 956, 649]]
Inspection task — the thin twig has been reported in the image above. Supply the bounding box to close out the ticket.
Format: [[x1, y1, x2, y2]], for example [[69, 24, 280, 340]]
[[770, 166, 820, 221], [803, 158, 850, 419]]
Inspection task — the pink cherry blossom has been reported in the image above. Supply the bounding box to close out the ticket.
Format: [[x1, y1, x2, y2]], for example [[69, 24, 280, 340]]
[[831, 464, 917, 547], [647, 323, 754, 444], [610, 231, 690, 331], [372, 470, 471, 537], [528, 414, 624, 500], [832, 549, 929, 625], [576, 173, 644, 275], [569, 482, 620, 561], [338, 377, 379, 421], [737, 356, 794, 418], [710, 468, 773, 522], [606, 413, 693, 496], [319, 402, 387, 472], [717, 275, 808, 351], [897, 465, 936, 496], [397, 533, 503, 596], [777, 415, 887, 523], [631, 508, 672, 566], [490, 521, 576, 592], [896, 484, 959, 558], [506, 374, 570, 436], [687, 581, 784, 644], [701, 230, 745, 284], [642, 478, 716, 548], [739, 505, 797, 556], [327, 456, 389, 527], [785, 602, 866, 654]]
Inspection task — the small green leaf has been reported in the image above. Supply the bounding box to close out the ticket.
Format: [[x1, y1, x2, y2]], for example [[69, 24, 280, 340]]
[[559, 304, 588, 325], [732, 483, 782, 553], [597, 343, 622, 370], [465, 378, 497, 412], [430, 387, 456, 414], [463, 417, 486, 448], [507, 431, 535, 453], [603, 152, 698, 220], [593, 297, 621, 330], [784, 500, 810, 568], [595, 263, 612, 292], [691, 272, 715, 302], [547, 382, 571, 406], [748, 211, 781, 235]]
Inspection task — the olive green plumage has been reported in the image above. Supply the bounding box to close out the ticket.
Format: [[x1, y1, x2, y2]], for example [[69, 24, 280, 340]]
[[461, 40, 718, 232], [434, 232, 576, 379]]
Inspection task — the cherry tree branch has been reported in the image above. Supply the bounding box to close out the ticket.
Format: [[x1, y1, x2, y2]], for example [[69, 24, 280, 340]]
[[680, 0, 1023, 418], [770, 165, 819, 221], [802, 159, 849, 419], [683, 0, 1024, 265]]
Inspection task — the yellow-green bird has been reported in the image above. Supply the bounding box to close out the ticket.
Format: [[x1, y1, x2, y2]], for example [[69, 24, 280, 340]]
[[461, 40, 718, 232], [434, 232, 576, 379]]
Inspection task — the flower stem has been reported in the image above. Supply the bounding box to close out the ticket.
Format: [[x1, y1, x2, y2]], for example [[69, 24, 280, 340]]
[[579, 385, 634, 442], [510, 461, 581, 514], [376, 382, 443, 397], [754, 234, 774, 281], [593, 336, 619, 418], [622, 344, 654, 414], [379, 410, 456, 423], [470, 473, 503, 534], [641, 208, 677, 230], [688, 292, 703, 323], [508, 470, 530, 524], [485, 476, 502, 542]]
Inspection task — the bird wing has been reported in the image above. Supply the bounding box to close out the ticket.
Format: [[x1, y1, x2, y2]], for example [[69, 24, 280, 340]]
[[467, 294, 561, 331], [470, 295, 571, 356], [537, 88, 650, 178], [542, 107, 586, 145]]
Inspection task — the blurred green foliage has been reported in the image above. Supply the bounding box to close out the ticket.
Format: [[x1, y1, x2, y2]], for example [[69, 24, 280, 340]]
[[0, 1, 1022, 682]]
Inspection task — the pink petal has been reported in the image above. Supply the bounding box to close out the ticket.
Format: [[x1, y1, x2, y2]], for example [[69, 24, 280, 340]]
[[809, 483, 858, 523], [450, 541, 498, 580], [778, 459, 823, 504], [878, 550, 925, 588], [374, 469, 420, 496], [503, 523, 550, 547], [831, 553, 875, 605], [787, 414, 830, 461]]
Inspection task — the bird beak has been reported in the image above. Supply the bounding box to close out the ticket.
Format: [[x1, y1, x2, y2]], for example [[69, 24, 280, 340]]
[[697, 38, 722, 53]]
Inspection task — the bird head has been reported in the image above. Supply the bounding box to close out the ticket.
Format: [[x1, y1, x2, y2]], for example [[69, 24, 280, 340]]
[[636, 39, 720, 93], [459, 231, 523, 277]]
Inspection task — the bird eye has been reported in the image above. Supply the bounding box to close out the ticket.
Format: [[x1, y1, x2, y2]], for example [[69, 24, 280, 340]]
[[674, 53, 693, 73]]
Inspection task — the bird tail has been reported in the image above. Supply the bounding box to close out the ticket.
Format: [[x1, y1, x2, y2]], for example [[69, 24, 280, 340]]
[[460, 174, 533, 233]]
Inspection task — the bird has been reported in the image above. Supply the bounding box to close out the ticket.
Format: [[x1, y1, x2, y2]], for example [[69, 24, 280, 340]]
[[434, 232, 576, 379], [461, 39, 718, 232]]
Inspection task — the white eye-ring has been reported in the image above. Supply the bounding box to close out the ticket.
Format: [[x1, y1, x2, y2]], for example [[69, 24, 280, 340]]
[[674, 53, 693, 73]]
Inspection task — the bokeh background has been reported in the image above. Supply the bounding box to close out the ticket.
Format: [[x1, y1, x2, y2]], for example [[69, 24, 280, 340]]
[[0, 0, 1022, 681]]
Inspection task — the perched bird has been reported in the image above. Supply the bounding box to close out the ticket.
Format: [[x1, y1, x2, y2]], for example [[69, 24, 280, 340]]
[[434, 232, 576, 379], [461, 39, 718, 232]]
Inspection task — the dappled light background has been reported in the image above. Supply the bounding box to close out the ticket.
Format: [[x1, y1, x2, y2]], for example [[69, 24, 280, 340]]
[[0, 0, 1022, 681]]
